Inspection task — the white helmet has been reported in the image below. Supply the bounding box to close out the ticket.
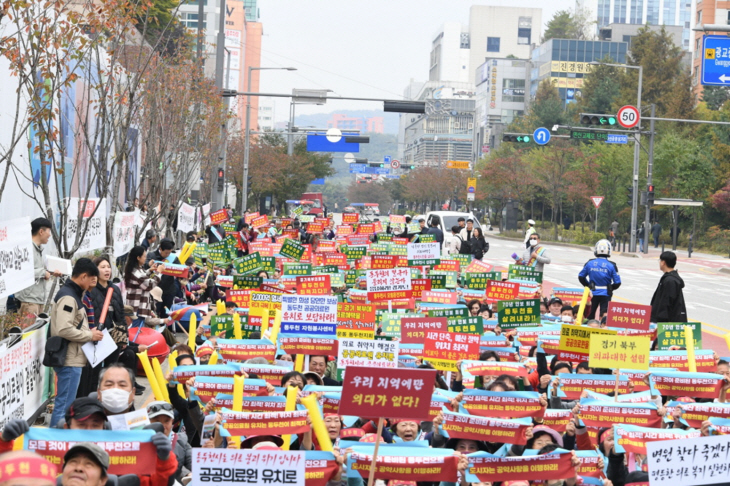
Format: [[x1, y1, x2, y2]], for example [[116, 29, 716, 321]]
[[594, 239, 612, 257]]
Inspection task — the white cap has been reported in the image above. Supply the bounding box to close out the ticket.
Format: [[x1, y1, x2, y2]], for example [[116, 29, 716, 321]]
[[528, 219, 535, 225]]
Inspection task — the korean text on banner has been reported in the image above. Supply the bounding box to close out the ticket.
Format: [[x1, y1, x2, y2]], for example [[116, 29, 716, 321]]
[[192, 448, 305, 486], [338, 366, 436, 420], [210, 208, 229, 225], [588, 334, 651, 370], [177, 203, 196, 233], [337, 338, 399, 378], [280, 294, 338, 335], [366, 267, 412, 301], [0, 217, 34, 299], [113, 211, 136, 258], [646, 434, 730, 486], [558, 323, 617, 361], [65, 198, 106, 253]]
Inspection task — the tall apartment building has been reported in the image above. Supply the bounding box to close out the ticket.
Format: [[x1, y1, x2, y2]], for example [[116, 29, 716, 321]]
[[258, 98, 275, 132], [577, 0, 693, 50], [691, 0, 730, 98], [327, 114, 385, 134]]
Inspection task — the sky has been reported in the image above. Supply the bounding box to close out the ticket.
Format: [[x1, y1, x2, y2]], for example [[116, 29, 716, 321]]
[[255, 0, 576, 125]]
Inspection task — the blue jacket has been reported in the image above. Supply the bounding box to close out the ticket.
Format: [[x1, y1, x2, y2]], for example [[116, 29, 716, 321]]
[[578, 257, 621, 296]]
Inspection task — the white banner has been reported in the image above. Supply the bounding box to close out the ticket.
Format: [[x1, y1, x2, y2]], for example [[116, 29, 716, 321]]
[[337, 338, 399, 372], [0, 324, 48, 429], [113, 211, 136, 257], [65, 198, 106, 253], [177, 203, 195, 233], [366, 267, 412, 293], [200, 203, 211, 228], [0, 217, 34, 299], [191, 448, 305, 486], [407, 242, 440, 262], [647, 434, 730, 486]]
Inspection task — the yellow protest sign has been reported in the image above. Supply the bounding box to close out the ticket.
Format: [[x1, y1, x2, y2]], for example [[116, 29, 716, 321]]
[[588, 334, 651, 370], [558, 324, 616, 361]]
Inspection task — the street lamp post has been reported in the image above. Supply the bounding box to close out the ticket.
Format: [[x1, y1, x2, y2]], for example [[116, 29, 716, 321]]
[[590, 61, 642, 252], [241, 66, 296, 215]]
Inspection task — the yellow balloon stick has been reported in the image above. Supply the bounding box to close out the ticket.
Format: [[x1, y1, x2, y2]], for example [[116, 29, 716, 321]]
[[295, 353, 305, 373], [281, 385, 298, 451], [576, 286, 591, 324], [684, 326, 697, 373], [233, 312, 243, 340], [207, 350, 219, 365], [137, 350, 165, 402], [188, 313, 197, 351], [231, 374, 245, 448], [179, 242, 191, 263], [181, 242, 197, 264], [216, 300, 226, 316], [168, 350, 186, 397], [301, 393, 333, 452], [259, 309, 270, 336], [269, 309, 282, 344], [152, 357, 170, 403]]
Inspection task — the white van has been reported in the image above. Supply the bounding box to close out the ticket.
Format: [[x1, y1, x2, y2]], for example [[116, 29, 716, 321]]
[[416, 211, 482, 254]]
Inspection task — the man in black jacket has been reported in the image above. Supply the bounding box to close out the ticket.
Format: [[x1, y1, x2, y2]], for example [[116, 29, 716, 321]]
[[650, 251, 687, 323], [146, 238, 181, 316]]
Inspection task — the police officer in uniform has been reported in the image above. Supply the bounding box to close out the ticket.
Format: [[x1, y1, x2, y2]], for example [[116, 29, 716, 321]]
[[578, 239, 622, 320]]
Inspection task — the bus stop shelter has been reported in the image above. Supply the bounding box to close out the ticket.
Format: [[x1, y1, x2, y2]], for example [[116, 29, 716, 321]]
[[653, 198, 703, 252]]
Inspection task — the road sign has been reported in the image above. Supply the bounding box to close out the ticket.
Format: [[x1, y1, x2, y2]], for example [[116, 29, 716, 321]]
[[446, 160, 470, 170], [533, 127, 551, 145], [384, 155, 392, 164], [701, 35, 730, 86], [467, 177, 477, 202], [571, 130, 611, 141], [391, 159, 401, 169], [591, 196, 604, 209], [344, 153, 355, 164], [606, 134, 628, 144], [617, 105, 640, 129]]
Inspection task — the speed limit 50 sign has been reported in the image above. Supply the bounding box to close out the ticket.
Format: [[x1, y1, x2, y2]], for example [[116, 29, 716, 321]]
[[617, 105, 640, 129]]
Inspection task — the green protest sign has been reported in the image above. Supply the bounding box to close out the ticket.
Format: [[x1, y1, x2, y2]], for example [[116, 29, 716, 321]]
[[329, 272, 345, 288], [232, 275, 262, 290], [497, 298, 541, 329], [210, 315, 234, 338], [221, 223, 236, 233], [419, 234, 436, 243], [407, 222, 421, 233], [260, 256, 276, 274], [370, 243, 389, 253], [300, 215, 315, 223], [427, 306, 469, 319], [345, 270, 360, 287], [280, 238, 305, 261], [447, 316, 484, 335], [233, 252, 263, 275], [429, 271, 458, 289], [389, 244, 408, 256], [379, 313, 402, 337], [283, 263, 312, 276], [409, 267, 421, 279], [344, 245, 368, 260], [192, 243, 209, 268], [208, 241, 230, 266], [427, 274, 447, 289], [224, 234, 239, 253], [378, 234, 393, 242], [291, 205, 304, 218], [464, 272, 501, 290], [314, 265, 340, 274], [507, 264, 543, 283], [656, 322, 702, 350], [452, 254, 473, 267]]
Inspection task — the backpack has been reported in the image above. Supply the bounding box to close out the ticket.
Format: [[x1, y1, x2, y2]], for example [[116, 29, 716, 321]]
[[458, 236, 473, 255]]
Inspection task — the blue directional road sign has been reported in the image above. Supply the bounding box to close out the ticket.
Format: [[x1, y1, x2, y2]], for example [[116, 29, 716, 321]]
[[384, 155, 391, 164], [605, 134, 628, 144], [701, 35, 730, 86], [533, 127, 551, 146], [307, 133, 360, 152]]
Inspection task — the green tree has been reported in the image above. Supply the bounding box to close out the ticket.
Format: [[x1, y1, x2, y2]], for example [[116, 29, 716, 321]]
[[526, 80, 568, 129], [578, 57, 621, 114], [701, 86, 730, 111], [542, 9, 592, 42]]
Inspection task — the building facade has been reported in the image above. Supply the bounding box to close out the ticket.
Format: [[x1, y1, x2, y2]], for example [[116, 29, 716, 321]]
[[691, 0, 730, 98], [327, 114, 385, 134], [429, 22, 472, 83], [258, 98, 275, 131]]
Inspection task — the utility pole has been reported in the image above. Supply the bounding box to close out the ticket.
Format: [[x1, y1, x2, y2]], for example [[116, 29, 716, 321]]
[[629, 68, 642, 253], [213, 0, 227, 210], [644, 104, 655, 254]]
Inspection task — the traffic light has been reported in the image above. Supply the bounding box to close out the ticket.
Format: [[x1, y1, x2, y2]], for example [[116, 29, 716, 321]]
[[627, 186, 634, 207], [647, 184, 655, 206], [247, 176, 253, 193], [217, 168, 224, 191], [580, 113, 617, 126], [502, 133, 531, 143]]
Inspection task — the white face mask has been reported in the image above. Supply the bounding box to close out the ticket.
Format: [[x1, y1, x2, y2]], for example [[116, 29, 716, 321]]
[[561, 315, 573, 323], [101, 388, 131, 413], [529, 239, 538, 247]]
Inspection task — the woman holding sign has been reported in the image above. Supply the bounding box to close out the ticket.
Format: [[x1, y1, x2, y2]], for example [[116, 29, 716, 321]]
[[124, 246, 164, 326]]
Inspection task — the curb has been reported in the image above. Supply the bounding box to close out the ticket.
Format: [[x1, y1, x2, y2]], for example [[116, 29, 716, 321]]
[[721, 268, 730, 275], [489, 233, 648, 258]]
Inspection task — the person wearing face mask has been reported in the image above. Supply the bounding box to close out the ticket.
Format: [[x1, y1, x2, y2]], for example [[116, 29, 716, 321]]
[[578, 239, 621, 320], [147, 401, 192, 482], [560, 305, 575, 324], [97, 364, 136, 416], [515, 233, 550, 272]]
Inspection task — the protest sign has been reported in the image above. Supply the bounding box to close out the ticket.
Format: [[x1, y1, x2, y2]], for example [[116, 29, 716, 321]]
[[649, 349, 716, 373], [112, 211, 136, 258], [656, 322, 702, 350], [366, 267, 412, 301], [158, 262, 189, 279], [542, 409, 572, 433], [221, 409, 310, 436], [463, 272, 500, 290], [217, 339, 276, 363], [250, 215, 268, 229], [550, 288, 585, 305], [65, 198, 106, 252], [447, 316, 484, 335], [464, 259, 493, 273], [556, 373, 631, 400], [279, 336, 338, 356], [588, 334, 651, 370], [347, 449, 459, 484], [615, 423, 701, 456], [485, 280, 520, 301], [338, 366, 435, 420], [283, 263, 312, 277], [234, 252, 263, 275], [336, 303, 376, 339], [649, 370, 725, 399], [427, 306, 469, 319], [423, 331, 480, 371], [465, 451, 575, 484], [231, 276, 261, 291], [461, 390, 545, 420], [410, 278, 432, 299], [280, 294, 338, 335], [558, 324, 617, 361], [210, 208, 229, 225], [605, 302, 651, 330], [370, 255, 398, 269], [400, 317, 448, 344], [192, 448, 305, 486], [337, 338, 399, 379], [26, 428, 157, 475], [342, 213, 359, 224], [497, 299, 541, 329], [406, 242, 440, 266], [214, 395, 287, 413], [442, 411, 532, 444], [296, 275, 331, 295], [177, 203, 196, 232], [0, 324, 47, 428], [578, 398, 661, 428], [420, 290, 457, 305], [507, 264, 543, 283], [433, 259, 459, 272], [646, 434, 730, 486], [0, 217, 34, 299], [280, 238, 305, 261]]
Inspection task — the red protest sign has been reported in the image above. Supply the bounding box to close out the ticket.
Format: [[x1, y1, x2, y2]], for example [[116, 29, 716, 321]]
[[159, 263, 189, 279], [400, 317, 448, 344], [423, 331, 480, 371], [324, 253, 347, 266], [410, 278, 432, 299], [349, 452, 459, 483], [462, 361, 530, 378], [296, 275, 331, 295], [244, 212, 259, 224], [346, 234, 370, 246], [370, 255, 398, 269], [649, 350, 716, 373], [650, 372, 724, 399], [606, 302, 651, 330], [210, 208, 228, 225], [465, 259, 493, 273], [342, 213, 359, 224], [433, 259, 460, 272], [485, 280, 519, 301], [338, 366, 436, 420], [213, 396, 287, 413], [357, 223, 375, 234], [221, 410, 310, 436], [468, 452, 575, 484], [579, 402, 662, 429], [551, 289, 585, 305], [542, 409, 572, 433], [615, 425, 700, 455], [306, 222, 324, 234], [316, 240, 337, 253], [279, 336, 338, 356], [420, 291, 457, 305], [191, 380, 269, 403], [250, 215, 269, 229], [336, 303, 376, 339], [226, 289, 252, 307], [442, 411, 531, 444], [336, 225, 353, 236], [218, 341, 276, 363], [462, 392, 545, 420]]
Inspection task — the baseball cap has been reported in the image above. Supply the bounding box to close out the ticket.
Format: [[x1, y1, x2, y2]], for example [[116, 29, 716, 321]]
[[528, 219, 536, 225], [548, 297, 563, 306], [65, 397, 106, 424], [147, 401, 174, 419], [64, 442, 109, 473], [123, 305, 137, 319], [195, 346, 214, 358]]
